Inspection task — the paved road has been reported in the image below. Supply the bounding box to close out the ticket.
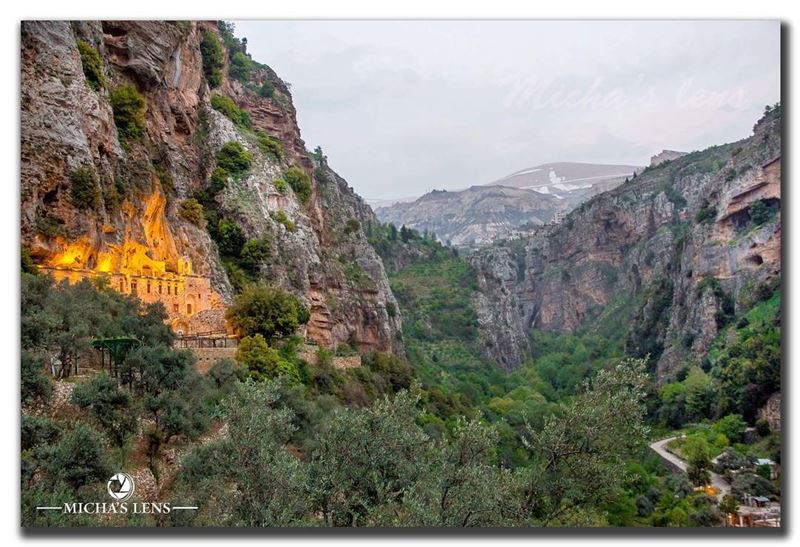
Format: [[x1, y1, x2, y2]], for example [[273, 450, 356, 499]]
[[649, 436, 731, 497]]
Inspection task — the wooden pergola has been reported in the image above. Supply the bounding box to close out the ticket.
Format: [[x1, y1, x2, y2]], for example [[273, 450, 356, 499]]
[[91, 337, 141, 379]]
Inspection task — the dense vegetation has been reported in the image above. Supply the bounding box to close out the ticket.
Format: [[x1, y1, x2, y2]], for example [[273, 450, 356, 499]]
[[211, 94, 252, 129], [109, 85, 147, 146], [76, 39, 105, 91], [20, 26, 782, 528], [200, 30, 224, 88]]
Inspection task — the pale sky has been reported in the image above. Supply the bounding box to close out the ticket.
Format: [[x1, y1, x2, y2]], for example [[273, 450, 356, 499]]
[[235, 20, 781, 201]]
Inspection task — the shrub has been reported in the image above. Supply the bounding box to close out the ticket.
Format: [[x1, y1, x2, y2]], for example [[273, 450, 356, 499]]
[[345, 218, 361, 234], [712, 414, 747, 444], [224, 260, 248, 293], [200, 30, 224, 88], [21, 247, 37, 275], [258, 80, 275, 98], [273, 178, 289, 194], [235, 334, 299, 382], [179, 198, 206, 227], [71, 373, 136, 447], [225, 282, 310, 340], [284, 166, 312, 204], [36, 214, 64, 238], [76, 40, 105, 91], [240, 237, 271, 272], [69, 166, 100, 209], [208, 357, 246, 389], [694, 201, 717, 224], [109, 85, 147, 145], [210, 94, 251, 129], [216, 141, 252, 177], [216, 218, 246, 257], [21, 415, 60, 451], [47, 422, 110, 490], [21, 351, 52, 405], [663, 185, 687, 209], [256, 132, 284, 160], [208, 167, 228, 195], [714, 447, 747, 474], [748, 199, 771, 225], [229, 51, 252, 82], [271, 210, 295, 232]]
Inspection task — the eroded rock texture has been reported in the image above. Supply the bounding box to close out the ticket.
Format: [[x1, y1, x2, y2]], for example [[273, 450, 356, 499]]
[[21, 21, 401, 353], [471, 110, 781, 378]]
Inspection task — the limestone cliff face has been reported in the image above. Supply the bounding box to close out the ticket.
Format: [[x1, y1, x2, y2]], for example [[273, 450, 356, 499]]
[[21, 21, 401, 353], [471, 109, 781, 378]]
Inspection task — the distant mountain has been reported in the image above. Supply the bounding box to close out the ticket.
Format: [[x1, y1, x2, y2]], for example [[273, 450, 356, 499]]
[[375, 185, 565, 247], [375, 162, 641, 247], [490, 162, 640, 204]]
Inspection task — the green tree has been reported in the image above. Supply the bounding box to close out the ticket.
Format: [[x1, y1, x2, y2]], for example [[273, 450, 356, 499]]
[[216, 218, 246, 257], [70, 373, 136, 448], [684, 436, 712, 486], [21, 350, 52, 404], [712, 414, 747, 444], [239, 236, 271, 274], [513, 358, 650, 526], [200, 30, 224, 88], [229, 51, 252, 82], [719, 494, 739, 525], [309, 389, 433, 526], [404, 417, 512, 526], [235, 334, 299, 382], [171, 381, 310, 526], [256, 132, 284, 160], [46, 422, 110, 490], [684, 367, 714, 420], [225, 282, 310, 341]]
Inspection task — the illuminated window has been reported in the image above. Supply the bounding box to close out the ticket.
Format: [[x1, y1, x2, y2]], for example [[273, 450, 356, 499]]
[[119, 280, 124, 292], [131, 281, 137, 292], [187, 303, 192, 314], [167, 285, 171, 295], [147, 281, 151, 294], [173, 303, 179, 313]]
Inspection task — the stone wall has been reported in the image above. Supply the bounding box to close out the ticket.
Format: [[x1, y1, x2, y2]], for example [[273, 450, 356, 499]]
[[190, 347, 238, 374], [297, 345, 362, 369]]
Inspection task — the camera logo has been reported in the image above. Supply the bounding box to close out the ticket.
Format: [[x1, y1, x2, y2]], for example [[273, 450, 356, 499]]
[[107, 473, 135, 502]]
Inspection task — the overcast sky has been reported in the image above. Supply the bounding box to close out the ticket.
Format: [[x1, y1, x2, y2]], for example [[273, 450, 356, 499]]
[[235, 20, 780, 201]]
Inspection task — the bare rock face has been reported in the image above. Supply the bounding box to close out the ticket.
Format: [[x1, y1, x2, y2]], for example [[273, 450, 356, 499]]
[[758, 392, 781, 432], [650, 149, 687, 166], [472, 109, 781, 379], [21, 21, 401, 354]]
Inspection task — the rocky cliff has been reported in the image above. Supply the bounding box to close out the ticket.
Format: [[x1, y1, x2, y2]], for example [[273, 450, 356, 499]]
[[471, 108, 781, 378], [21, 21, 401, 354]]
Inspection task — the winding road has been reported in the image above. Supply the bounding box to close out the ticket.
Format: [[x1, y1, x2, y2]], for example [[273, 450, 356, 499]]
[[649, 436, 731, 497]]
